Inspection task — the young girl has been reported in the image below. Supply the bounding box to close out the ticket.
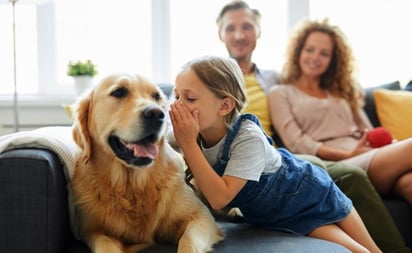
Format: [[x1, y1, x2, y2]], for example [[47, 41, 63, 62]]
[[169, 55, 381, 253]]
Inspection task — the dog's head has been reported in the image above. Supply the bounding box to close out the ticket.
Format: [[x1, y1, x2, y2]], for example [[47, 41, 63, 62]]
[[72, 73, 169, 167]]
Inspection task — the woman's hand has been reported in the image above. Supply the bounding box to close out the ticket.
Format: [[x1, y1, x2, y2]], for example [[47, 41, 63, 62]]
[[348, 131, 372, 158]]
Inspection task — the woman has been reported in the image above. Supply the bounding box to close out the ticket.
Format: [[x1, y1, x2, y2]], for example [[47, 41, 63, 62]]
[[268, 19, 412, 205]]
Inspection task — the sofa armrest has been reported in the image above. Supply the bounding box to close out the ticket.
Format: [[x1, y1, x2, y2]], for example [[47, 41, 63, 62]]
[[0, 148, 74, 253]]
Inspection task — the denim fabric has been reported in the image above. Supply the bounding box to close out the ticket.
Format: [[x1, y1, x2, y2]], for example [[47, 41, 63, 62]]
[[230, 149, 352, 235], [214, 114, 352, 235]]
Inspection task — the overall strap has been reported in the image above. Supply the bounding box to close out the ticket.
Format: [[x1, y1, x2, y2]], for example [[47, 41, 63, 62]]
[[213, 113, 273, 176], [241, 113, 274, 145]]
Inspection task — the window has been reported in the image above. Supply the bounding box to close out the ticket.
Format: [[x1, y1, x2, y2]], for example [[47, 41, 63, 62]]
[[0, 0, 287, 96], [0, 4, 38, 94], [55, 0, 152, 91], [169, 1, 287, 79], [0, 0, 152, 96], [309, 0, 412, 87], [1, 0, 410, 97]]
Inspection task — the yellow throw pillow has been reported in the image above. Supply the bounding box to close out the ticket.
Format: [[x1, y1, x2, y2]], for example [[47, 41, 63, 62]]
[[373, 89, 412, 140]]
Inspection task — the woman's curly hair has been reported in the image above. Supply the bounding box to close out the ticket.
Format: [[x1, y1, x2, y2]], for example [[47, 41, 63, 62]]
[[280, 19, 364, 119]]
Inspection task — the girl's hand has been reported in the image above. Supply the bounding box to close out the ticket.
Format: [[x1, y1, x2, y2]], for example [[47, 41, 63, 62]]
[[169, 101, 199, 149]]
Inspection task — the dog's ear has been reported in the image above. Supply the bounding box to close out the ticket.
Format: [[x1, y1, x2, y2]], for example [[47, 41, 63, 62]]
[[72, 92, 93, 162]]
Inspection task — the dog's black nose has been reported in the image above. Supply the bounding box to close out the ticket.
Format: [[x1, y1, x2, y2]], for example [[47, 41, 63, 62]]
[[143, 106, 165, 129]]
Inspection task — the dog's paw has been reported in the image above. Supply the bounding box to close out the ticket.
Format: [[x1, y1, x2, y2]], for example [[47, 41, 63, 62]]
[[227, 207, 243, 218]]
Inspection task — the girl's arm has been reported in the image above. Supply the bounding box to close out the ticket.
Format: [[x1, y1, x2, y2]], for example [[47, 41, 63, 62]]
[[169, 102, 246, 210], [181, 144, 246, 210]]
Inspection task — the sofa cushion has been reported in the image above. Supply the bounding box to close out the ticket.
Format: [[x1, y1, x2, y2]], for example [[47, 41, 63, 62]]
[[373, 89, 412, 141], [363, 81, 401, 127], [65, 221, 351, 253], [141, 221, 351, 253]]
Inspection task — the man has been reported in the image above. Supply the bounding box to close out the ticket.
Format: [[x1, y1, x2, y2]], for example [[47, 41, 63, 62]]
[[216, 1, 410, 252]]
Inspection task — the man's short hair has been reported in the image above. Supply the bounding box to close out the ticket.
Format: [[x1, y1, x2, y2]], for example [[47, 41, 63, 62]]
[[216, 0, 261, 26]]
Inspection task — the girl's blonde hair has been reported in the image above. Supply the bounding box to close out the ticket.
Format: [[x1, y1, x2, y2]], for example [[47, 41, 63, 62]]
[[280, 19, 364, 121], [180, 55, 247, 127]]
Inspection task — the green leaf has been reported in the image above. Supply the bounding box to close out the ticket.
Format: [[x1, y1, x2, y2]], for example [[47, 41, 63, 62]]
[[67, 59, 97, 77]]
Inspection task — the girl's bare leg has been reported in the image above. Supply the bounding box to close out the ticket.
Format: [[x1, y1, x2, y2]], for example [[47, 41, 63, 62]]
[[309, 223, 368, 252], [309, 208, 381, 253]]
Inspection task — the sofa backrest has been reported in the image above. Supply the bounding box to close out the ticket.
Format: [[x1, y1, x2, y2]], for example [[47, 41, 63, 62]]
[[363, 81, 401, 127], [158, 83, 174, 98]]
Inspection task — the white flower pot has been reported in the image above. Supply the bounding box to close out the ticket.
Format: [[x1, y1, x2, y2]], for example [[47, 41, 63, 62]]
[[73, 76, 93, 96]]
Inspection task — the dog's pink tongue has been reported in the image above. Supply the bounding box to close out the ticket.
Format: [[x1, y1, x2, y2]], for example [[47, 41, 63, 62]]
[[132, 143, 159, 159]]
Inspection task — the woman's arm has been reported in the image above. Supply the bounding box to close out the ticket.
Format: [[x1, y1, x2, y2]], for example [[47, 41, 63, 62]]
[[317, 132, 371, 161], [268, 86, 322, 155], [316, 144, 352, 161]]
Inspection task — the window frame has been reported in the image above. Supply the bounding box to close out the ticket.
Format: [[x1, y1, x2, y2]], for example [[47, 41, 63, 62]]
[[3, 0, 408, 100]]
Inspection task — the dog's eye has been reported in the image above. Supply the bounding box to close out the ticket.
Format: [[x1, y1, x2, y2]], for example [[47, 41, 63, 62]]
[[152, 92, 161, 101], [110, 87, 128, 98]]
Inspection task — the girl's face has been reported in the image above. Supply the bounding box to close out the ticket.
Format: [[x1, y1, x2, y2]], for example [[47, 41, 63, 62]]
[[174, 69, 225, 133], [298, 31, 333, 79]]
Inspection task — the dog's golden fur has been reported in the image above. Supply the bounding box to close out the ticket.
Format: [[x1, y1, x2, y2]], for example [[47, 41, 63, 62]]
[[71, 73, 222, 253]]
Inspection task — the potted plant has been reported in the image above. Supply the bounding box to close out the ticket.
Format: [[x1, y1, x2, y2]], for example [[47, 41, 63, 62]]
[[67, 59, 97, 77], [67, 59, 97, 95]]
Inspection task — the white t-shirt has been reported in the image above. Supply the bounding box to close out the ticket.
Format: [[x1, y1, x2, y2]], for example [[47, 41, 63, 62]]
[[202, 119, 282, 182]]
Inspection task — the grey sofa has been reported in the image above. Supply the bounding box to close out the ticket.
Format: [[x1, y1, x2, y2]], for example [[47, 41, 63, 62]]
[[0, 82, 410, 253], [0, 148, 354, 253]]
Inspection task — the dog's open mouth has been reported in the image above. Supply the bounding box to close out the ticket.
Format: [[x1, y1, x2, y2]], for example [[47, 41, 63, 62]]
[[108, 133, 159, 166]]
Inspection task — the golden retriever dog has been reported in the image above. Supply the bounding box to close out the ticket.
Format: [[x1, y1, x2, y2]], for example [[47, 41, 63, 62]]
[[71, 73, 223, 253]]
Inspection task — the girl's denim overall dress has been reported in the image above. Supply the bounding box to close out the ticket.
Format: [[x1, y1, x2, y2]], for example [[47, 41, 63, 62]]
[[213, 113, 352, 235]]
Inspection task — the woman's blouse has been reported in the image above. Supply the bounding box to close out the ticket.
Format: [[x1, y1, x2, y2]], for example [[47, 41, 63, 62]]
[[269, 85, 372, 155]]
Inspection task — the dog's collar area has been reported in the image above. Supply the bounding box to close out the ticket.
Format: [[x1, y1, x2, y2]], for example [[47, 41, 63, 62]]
[[108, 135, 156, 167]]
